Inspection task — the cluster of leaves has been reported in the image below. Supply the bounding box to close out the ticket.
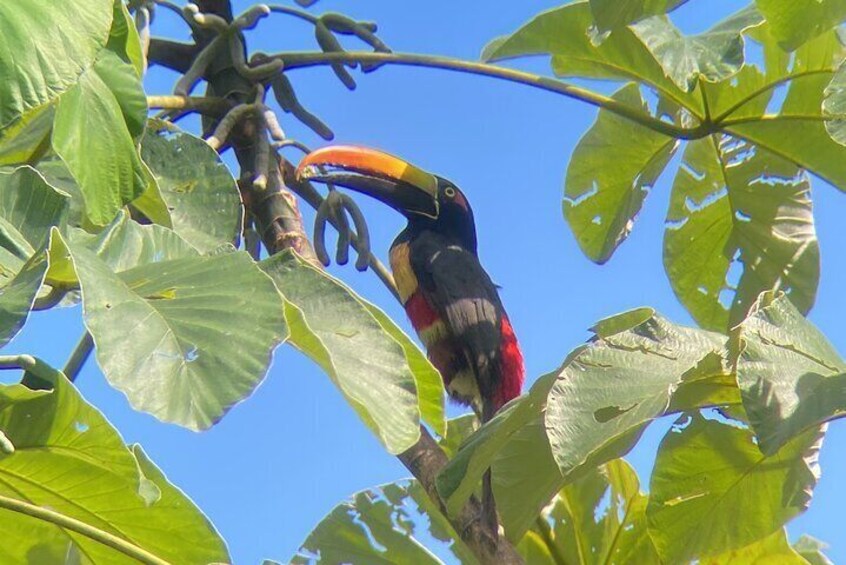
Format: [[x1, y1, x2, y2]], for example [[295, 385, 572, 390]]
[[299, 292, 840, 563], [0, 0, 445, 560], [484, 0, 846, 333], [0, 0, 844, 563]]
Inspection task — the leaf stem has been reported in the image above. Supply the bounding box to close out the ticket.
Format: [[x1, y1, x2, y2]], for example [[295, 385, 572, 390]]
[[0, 493, 171, 565], [534, 515, 570, 565], [273, 51, 697, 139], [0, 355, 64, 384], [64, 332, 95, 383]]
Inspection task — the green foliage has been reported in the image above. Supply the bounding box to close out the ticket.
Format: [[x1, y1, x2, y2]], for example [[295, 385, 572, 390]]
[[1, 0, 846, 562], [292, 481, 473, 565], [0, 373, 228, 564], [261, 251, 445, 453]]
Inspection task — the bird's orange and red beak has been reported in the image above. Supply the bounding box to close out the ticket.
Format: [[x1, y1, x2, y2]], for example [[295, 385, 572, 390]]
[[296, 145, 440, 219]]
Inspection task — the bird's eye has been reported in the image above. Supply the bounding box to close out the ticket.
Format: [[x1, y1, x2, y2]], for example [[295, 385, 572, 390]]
[[444, 187, 456, 198]]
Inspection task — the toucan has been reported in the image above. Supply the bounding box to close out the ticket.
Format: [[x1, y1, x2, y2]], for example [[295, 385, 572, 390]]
[[296, 145, 524, 536]]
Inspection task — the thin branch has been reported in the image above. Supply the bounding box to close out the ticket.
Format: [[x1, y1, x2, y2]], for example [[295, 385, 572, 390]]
[[147, 95, 233, 116], [0, 494, 171, 565], [64, 332, 95, 383], [272, 51, 700, 139]]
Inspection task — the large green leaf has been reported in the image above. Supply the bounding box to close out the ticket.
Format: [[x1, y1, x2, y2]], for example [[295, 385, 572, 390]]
[[0, 168, 69, 344], [630, 7, 763, 91], [565, 83, 677, 263], [589, 0, 688, 31], [482, 1, 700, 113], [140, 120, 243, 252], [735, 292, 846, 455], [261, 251, 445, 453], [438, 308, 735, 542], [646, 413, 822, 563], [664, 136, 819, 331], [755, 0, 846, 51], [546, 311, 725, 475], [64, 232, 286, 429], [52, 49, 151, 226], [0, 0, 112, 130], [292, 481, 472, 565], [0, 374, 229, 564], [725, 29, 846, 191]]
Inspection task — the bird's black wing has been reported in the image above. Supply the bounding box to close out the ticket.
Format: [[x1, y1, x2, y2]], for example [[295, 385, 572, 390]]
[[409, 230, 505, 410]]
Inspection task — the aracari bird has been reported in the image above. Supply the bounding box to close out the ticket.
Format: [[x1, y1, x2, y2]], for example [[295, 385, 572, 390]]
[[297, 145, 524, 535]]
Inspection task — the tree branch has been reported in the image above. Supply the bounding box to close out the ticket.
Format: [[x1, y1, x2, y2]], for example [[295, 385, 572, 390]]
[[272, 51, 700, 139], [160, 3, 524, 559], [147, 95, 233, 117]]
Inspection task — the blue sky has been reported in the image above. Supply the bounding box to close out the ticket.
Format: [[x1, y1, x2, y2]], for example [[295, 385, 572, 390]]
[[6, 0, 846, 562]]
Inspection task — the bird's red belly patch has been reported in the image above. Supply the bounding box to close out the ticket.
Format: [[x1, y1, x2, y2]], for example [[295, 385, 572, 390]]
[[494, 315, 524, 410]]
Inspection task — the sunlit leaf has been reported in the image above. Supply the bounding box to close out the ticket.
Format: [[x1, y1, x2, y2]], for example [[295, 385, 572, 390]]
[[755, 0, 846, 51], [546, 312, 724, 476], [140, 120, 243, 253], [647, 413, 823, 563], [630, 7, 763, 91], [735, 292, 846, 454], [589, 0, 689, 31], [704, 528, 807, 564], [0, 0, 112, 130], [0, 168, 69, 344], [726, 29, 846, 191], [537, 459, 659, 564], [565, 83, 677, 263], [663, 136, 819, 331], [52, 50, 151, 226], [793, 534, 834, 565], [0, 374, 229, 564], [482, 1, 701, 113], [292, 481, 470, 565], [261, 251, 445, 454], [65, 233, 286, 430]]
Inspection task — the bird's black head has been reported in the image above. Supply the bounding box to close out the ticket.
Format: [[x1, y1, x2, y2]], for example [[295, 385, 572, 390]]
[[296, 145, 478, 252]]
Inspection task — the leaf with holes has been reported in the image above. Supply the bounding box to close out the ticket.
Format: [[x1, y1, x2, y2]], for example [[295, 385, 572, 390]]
[[647, 413, 823, 563], [589, 0, 689, 31], [727, 28, 846, 191], [565, 83, 677, 263], [261, 251, 446, 454], [438, 308, 731, 542], [735, 292, 846, 455], [292, 481, 470, 565], [546, 311, 725, 476], [630, 7, 763, 91], [0, 374, 229, 564], [663, 135, 818, 332], [140, 120, 243, 252], [64, 233, 287, 430]]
